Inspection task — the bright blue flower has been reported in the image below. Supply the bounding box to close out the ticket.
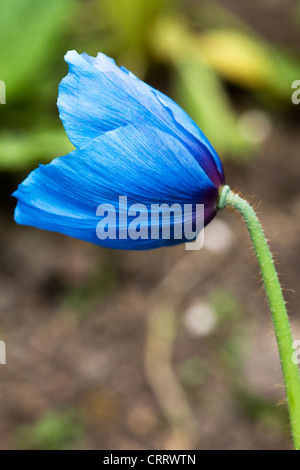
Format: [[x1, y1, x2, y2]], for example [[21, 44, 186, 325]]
[[13, 51, 225, 250]]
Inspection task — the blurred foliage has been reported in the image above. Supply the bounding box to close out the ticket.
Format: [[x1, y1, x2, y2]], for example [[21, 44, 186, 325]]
[[173, 58, 248, 156], [15, 409, 85, 450], [200, 28, 300, 100], [234, 388, 289, 432], [97, 0, 172, 74], [1, 0, 300, 170], [177, 357, 207, 388], [0, 127, 74, 171], [0, 0, 76, 98]]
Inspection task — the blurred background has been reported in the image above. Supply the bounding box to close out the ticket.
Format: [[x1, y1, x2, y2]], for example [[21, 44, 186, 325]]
[[0, 0, 300, 450]]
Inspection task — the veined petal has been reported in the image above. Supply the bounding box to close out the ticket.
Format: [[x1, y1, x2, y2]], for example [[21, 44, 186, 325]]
[[57, 51, 224, 187], [153, 89, 224, 179], [13, 125, 218, 250]]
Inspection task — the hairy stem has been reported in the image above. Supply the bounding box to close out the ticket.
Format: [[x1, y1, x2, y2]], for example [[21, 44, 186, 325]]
[[218, 185, 300, 449]]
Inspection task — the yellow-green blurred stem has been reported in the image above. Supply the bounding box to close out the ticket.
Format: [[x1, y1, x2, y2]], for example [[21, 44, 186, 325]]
[[218, 185, 300, 450]]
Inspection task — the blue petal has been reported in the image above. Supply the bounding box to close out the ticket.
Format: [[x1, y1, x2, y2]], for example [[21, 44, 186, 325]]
[[153, 89, 225, 179], [57, 51, 224, 187], [13, 125, 218, 250]]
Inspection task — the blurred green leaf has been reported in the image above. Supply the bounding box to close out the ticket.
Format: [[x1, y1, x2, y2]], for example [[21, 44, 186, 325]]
[[98, 0, 172, 75], [15, 409, 85, 450], [152, 16, 300, 104], [173, 59, 250, 157], [200, 28, 300, 102], [151, 18, 253, 157], [0, 127, 74, 170], [0, 0, 76, 99]]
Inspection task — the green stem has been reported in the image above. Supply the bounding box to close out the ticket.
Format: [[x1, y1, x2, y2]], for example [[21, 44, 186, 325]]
[[218, 185, 300, 449]]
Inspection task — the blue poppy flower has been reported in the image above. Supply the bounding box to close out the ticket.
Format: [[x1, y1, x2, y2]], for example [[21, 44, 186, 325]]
[[13, 51, 225, 250]]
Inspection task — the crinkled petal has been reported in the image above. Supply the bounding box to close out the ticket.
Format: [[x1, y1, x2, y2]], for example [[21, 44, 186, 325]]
[[57, 51, 224, 187], [13, 125, 218, 250]]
